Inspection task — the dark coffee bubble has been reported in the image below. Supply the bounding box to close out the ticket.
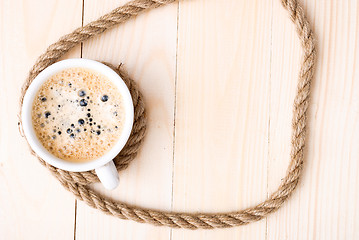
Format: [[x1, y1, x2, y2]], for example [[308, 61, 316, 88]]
[[78, 90, 86, 97], [44, 111, 51, 118], [67, 128, 72, 134], [96, 130, 101, 135], [40, 97, 47, 102], [70, 133, 75, 138], [87, 113, 91, 117], [79, 99, 88, 106], [78, 119, 85, 125], [71, 124, 75, 128], [101, 95, 109, 102], [58, 131, 62, 135], [97, 125, 101, 129]]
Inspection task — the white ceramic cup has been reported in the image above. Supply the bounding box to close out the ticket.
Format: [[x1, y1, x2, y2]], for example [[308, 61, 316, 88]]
[[21, 59, 134, 190]]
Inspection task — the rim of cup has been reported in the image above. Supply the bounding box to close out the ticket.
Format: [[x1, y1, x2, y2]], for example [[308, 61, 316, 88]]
[[21, 59, 134, 172]]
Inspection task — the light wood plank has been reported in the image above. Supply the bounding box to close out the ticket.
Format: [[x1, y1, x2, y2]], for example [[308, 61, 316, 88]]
[[0, 0, 82, 239], [268, 0, 359, 239], [172, 0, 272, 238], [75, 1, 178, 239]]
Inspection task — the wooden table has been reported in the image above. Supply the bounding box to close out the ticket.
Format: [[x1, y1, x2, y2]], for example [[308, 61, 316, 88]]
[[1, 0, 358, 239]]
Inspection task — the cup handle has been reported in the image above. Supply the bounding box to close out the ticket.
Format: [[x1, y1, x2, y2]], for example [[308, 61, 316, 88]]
[[95, 161, 119, 190]]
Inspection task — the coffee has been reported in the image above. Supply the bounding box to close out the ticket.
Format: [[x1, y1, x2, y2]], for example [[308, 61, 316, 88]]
[[32, 67, 125, 163]]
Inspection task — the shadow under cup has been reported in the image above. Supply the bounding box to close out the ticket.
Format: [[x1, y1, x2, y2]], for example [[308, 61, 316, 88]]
[[21, 59, 134, 190]]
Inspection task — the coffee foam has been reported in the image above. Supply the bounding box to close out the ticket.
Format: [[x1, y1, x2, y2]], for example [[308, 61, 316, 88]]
[[32, 67, 125, 163]]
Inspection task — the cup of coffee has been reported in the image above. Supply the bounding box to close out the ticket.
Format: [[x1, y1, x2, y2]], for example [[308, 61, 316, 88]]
[[21, 59, 134, 190]]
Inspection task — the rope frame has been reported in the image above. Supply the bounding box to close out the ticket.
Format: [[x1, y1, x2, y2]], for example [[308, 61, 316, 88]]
[[19, 0, 316, 229]]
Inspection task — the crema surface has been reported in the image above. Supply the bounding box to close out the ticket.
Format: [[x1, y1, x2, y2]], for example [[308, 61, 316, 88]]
[[32, 68, 125, 162]]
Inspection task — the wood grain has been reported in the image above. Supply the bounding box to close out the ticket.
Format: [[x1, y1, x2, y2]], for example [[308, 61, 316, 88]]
[[0, 0, 82, 239], [172, 0, 271, 238], [75, 0, 177, 239], [268, 0, 359, 239], [1, 0, 359, 239]]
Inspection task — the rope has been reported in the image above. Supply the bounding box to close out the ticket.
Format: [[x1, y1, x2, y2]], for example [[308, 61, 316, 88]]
[[19, 0, 316, 229]]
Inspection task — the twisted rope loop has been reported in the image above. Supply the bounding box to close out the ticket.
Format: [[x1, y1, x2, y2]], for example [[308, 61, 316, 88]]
[[19, 0, 316, 229]]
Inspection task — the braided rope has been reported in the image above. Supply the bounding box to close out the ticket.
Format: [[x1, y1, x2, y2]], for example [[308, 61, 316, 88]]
[[19, 0, 316, 229]]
